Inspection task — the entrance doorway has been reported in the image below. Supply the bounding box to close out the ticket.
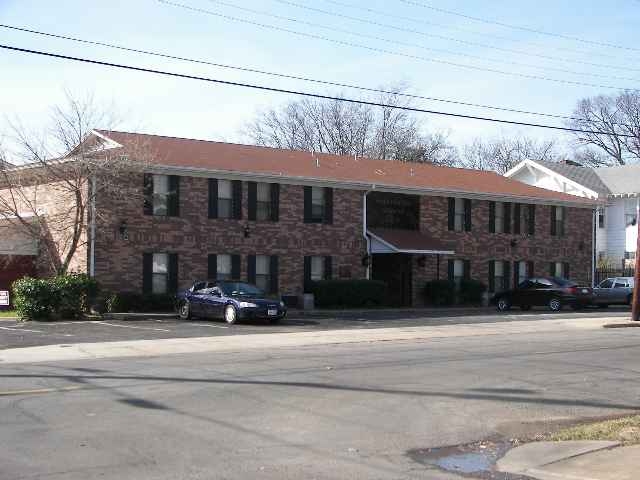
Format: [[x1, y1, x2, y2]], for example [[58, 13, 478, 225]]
[[372, 253, 413, 307]]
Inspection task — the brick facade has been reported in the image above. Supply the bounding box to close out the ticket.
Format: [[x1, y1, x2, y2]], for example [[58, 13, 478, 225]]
[[92, 172, 594, 305]]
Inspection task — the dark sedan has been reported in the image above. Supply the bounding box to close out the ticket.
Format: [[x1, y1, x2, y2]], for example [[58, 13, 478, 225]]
[[176, 280, 287, 324], [492, 277, 593, 312]]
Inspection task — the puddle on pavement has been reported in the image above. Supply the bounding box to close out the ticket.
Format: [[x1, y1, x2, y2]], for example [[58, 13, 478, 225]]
[[408, 439, 533, 479]]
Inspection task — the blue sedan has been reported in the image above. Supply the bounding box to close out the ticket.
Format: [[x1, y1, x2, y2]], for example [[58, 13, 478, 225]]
[[176, 280, 287, 324]]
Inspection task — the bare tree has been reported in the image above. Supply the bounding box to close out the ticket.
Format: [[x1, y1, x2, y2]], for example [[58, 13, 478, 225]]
[[0, 92, 149, 275], [567, 92, 640, 165], [244, 86, 458, 165], [459, 136, 557, 174]]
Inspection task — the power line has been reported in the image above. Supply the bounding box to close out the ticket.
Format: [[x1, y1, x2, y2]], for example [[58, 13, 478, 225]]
[[159, 0, 636, 91], [0, 43, 635, 138], [270, 0, 640, 75], [323, 0, 623, 62], [0, 23, 585, 122], [398, 0, 640, 53]]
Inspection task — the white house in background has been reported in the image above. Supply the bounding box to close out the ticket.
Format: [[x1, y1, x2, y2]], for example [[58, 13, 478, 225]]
[[505, 160, 639, 268]]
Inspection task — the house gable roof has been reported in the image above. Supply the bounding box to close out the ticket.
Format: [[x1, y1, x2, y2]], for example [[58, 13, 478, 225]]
[[534, 160, 611, 195], [93, 130, 596, 207], [594, 164, 640, 197]]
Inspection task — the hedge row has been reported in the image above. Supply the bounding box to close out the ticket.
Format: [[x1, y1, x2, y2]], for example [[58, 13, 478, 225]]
[[104, 292, 176, 313], [423, 279, 487, 306], [309, 279, 387, 308], [12, 274, 98, 320]]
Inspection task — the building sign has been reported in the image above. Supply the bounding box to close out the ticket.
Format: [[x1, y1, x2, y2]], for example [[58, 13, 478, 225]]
[[367, 192, 420, 230], [0, 290, 9, 306]]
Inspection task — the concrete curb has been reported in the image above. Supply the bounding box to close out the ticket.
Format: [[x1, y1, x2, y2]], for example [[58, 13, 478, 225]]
[[0, 316, 619, 365], [603, 322, 640, 328]]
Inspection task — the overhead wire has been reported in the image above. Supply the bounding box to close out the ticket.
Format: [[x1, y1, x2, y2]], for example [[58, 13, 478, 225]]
[[157, 0, 637, 91], [0, 43, 635, 138], [270, 0, 640, 74], [398, 0, 640, 53]]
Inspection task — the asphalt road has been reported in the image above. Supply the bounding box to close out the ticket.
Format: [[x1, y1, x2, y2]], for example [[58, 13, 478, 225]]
[[0, 307, 631, 350], [1, 320, 639, 479]]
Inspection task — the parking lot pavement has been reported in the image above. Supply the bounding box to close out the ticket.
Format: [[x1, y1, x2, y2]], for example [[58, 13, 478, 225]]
[[0, 307, 631, 350]]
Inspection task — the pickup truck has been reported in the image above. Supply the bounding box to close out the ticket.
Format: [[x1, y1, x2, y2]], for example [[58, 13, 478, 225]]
[[592, 277, 635, 307]]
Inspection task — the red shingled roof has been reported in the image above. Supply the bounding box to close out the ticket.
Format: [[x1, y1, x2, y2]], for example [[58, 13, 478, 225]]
[[96, 130, 595, 207]]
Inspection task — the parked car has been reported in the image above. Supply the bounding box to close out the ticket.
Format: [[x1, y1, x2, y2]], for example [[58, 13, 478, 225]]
[[492, 277, 593, 312], [176, 280, 287, 324], [592, 277, 635, 307]]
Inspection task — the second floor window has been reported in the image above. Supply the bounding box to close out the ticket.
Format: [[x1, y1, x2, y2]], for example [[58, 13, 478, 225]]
[[144, 174, 179, 216], [304, 186, 333, 224], [209, 179, 242, 220], [551, 206, 566, 237], [489, 202, 511, 233], [448, 198, 471, 232], [248, 182, 279, 221], [513, 204, 536, 235]]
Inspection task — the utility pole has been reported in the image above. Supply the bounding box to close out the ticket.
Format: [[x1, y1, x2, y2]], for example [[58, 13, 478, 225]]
[[633, 198, 640, 321]]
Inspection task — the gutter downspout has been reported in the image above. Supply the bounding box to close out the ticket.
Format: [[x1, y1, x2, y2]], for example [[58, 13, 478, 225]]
[[592, 206, 597, 288], [89, 175, 96, 278], [363, 189, 372, 280]]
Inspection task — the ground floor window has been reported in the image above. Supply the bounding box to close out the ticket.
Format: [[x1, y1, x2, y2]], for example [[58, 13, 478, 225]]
[[515, 260, 533, 286], [448, 259, 469, 288], [248, 255, 278, 293], [489, 260, 510, 293], [143, 252, 178, 295], [208, 254, 241, 280], [550, 261, 569, 278]]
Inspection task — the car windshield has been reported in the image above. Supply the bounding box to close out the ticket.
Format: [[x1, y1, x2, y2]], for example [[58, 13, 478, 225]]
[[218, 282, 264, 297], [551, 277, 576, 287]]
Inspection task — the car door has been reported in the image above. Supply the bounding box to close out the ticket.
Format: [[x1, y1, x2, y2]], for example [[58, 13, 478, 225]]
[[534, 278, 556, 306], [612, 278, 630, 304], [513, 280, 535, 306], [593, 278, 614, 304], [202, 286, 225, 319], [188, 282, 207, 316]]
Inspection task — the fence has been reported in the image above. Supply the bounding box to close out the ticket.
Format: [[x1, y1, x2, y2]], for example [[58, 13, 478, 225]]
[[594, 268, 635, 285]]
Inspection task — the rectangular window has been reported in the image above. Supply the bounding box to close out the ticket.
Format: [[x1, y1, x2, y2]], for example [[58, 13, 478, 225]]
[[152, 253, 168, 294], [218, 179, 233, 219], [304, 186, 332, 224], [599, 211, 605, 229], [454, 198, 465, 232], [256, 183, 272, 221], [255, 255, 271, 293], [311, 187, 325, 221], [625, 213, 637, 227], [453, 259, 464, 287], [493, 261, 505, 292], [217, 254, 232, 280], [517, 260, 528, 285], [551, 206, 566, 236], [494, 202, 505, 233], [152, 174, 169, 216], [310, 256, 325, 281]]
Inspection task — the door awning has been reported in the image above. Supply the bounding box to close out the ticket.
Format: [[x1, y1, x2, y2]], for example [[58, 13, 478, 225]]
[[367, 228, 455, 255]]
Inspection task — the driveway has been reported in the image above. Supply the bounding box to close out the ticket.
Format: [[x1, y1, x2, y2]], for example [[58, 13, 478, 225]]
[[0, 307, 631, 350]]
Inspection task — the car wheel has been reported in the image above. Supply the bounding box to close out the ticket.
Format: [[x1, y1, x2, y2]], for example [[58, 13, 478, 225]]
[[548, 297, 562, 312], [520, 305, 531, 311], [496, 297, 511, 312], [179, 300, 191, 320], [224, 305, 237, 324]]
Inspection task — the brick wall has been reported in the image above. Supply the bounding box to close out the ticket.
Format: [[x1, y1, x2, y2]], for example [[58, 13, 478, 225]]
[[94, 174, 367, 296], [93, 173, 593, 305], [411, 197, 593, 305]]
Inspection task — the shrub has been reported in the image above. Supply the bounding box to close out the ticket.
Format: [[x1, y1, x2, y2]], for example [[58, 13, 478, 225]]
[[12, 277, 58, 320], [104, 292, 176, 313], [310, 280, 387, 308], [458, 279, 487, 305], [423, 280, 456, 306], [12, 273, 98, 320]]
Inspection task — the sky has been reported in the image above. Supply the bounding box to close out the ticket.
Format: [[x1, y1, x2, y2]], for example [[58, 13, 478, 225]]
[[1, 0, 639, 156]]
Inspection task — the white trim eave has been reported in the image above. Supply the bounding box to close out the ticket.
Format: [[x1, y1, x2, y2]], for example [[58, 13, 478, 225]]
[[367, 230, 455, 255], [504, 159, 601, 200], [91, 130, 123, 150], [146, 164, 600, 208]]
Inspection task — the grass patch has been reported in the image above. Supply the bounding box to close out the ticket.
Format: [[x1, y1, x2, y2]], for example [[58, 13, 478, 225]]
[[0, 310, 18, 318], [548, 415, 640, 445]]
